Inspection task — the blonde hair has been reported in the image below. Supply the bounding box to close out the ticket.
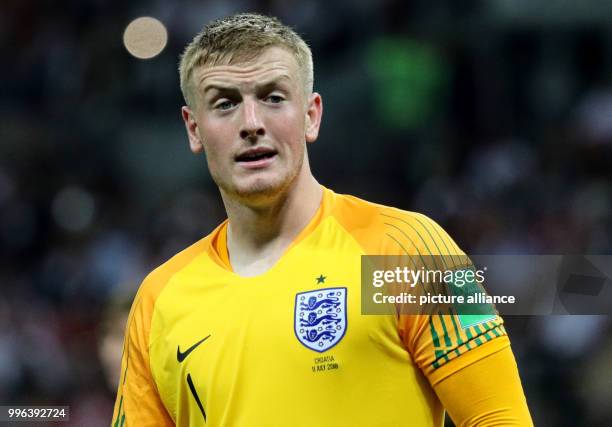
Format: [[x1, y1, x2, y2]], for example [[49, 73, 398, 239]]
[[179, 13, 314, 108]]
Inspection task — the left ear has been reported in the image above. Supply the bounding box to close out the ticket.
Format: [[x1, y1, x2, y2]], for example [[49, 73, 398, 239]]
[[182, 106, 205, 154], [305, 92, 323, 143]]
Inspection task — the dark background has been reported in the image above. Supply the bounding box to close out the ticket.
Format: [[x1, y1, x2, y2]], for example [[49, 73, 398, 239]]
[[1, 1, 611, 426]]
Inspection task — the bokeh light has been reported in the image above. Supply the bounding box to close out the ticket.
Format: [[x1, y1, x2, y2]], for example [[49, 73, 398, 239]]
[[123, 17, 168, 59], [52, 186, 96, 232]]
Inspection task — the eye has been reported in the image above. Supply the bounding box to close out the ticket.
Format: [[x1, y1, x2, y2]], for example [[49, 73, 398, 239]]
[[215, 100, 236, 111], [265, 94, 284, 104]]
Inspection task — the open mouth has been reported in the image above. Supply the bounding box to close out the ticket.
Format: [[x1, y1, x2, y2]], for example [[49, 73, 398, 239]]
[[235, 148, 277, 163]]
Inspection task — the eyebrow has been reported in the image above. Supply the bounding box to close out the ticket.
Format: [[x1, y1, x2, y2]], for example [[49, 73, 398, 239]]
[[200, 74, 293, 95]]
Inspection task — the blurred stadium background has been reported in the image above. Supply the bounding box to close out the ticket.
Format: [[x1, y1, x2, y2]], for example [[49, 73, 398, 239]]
[[1, 0, 611, 426]]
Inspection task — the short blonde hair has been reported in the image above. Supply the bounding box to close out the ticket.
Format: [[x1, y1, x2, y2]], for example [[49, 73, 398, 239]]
[[179, 13, 314, 108]]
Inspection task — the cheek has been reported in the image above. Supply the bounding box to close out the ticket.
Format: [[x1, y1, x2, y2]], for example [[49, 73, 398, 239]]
[[270, 109, 306, 146], [200, 121, 233, 161]]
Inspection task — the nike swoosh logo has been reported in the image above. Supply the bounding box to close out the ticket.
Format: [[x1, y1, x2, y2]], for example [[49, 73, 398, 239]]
[[177, 335, 211, 363]]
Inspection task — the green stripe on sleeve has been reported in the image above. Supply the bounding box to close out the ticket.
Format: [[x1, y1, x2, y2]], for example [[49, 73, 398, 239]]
[[438, 313, 453, 348], [114, 396, 123, 427], [429, 316, 441, 348]]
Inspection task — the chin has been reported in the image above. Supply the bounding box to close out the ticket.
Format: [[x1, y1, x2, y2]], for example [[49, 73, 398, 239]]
[[232, 167, 308, 202], [232, 175, 294, 202]]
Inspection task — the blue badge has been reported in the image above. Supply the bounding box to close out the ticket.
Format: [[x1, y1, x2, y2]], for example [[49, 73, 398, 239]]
[[294, 287, 347, 353]]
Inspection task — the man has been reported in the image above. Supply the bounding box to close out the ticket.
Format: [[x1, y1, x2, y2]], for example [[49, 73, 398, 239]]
[[112, 13, 532, 426]]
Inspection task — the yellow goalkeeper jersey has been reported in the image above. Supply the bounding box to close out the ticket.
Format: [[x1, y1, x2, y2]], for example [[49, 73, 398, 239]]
[[112, 186, 509, 427]]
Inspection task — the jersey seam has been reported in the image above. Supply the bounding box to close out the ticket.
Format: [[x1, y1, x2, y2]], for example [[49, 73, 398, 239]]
[[326, 214, 403, 334]]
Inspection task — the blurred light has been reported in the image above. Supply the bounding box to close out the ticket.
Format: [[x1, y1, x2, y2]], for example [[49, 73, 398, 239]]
[[123, 17, 168, 60], [52, 186, 95, 232], [365, 38, 448, 130]]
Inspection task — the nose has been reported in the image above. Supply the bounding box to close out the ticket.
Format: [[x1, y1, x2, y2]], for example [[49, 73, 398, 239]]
[[239, 98, 265, 141]]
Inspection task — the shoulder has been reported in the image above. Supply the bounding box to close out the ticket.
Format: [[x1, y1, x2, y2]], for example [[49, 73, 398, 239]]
[[328, 190, 463, 256], [134, 233, 214, 314]]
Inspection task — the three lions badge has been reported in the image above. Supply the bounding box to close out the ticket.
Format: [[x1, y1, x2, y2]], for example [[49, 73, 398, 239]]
[[294, 287, 347, 352]]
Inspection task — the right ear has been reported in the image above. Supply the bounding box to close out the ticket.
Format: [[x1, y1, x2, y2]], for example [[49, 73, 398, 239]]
[[182, 106, 205, 154]]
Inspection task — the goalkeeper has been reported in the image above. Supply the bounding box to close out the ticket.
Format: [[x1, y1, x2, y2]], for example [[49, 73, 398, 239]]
[[112, 13, 532, 427]]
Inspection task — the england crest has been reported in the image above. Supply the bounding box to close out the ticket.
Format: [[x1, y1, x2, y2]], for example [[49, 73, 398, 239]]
[[294, 287, 347, 353]]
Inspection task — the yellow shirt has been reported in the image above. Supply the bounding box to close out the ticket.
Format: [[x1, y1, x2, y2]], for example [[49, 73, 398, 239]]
[[112, 187, 511, 427]]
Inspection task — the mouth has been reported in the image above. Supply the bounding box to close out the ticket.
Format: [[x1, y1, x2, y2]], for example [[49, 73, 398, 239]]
[[235, 147, 278, 166]]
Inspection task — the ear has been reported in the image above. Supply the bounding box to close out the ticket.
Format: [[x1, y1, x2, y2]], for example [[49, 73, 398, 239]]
[[182, 106, 205, 154], [304, 92, 323, 144]]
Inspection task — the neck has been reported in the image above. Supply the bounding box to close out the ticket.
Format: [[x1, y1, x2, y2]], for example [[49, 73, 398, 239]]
[[220, 169, 323, 276]]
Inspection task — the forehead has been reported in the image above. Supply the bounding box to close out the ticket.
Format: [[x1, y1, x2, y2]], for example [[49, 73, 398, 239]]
[[195, 47, 301, 92]]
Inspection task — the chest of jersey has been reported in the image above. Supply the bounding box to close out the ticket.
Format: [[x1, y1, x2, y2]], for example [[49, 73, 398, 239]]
[[148, 217, 443, 426]]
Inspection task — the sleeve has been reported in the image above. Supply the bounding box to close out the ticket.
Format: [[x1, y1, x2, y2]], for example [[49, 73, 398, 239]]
[[433, 345, 533, 426], [111, 284, 174, 427], [385, 212, 532, 423]]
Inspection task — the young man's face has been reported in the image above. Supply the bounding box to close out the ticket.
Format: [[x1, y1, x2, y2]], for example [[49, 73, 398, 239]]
[[182, 47, 322, 204]]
